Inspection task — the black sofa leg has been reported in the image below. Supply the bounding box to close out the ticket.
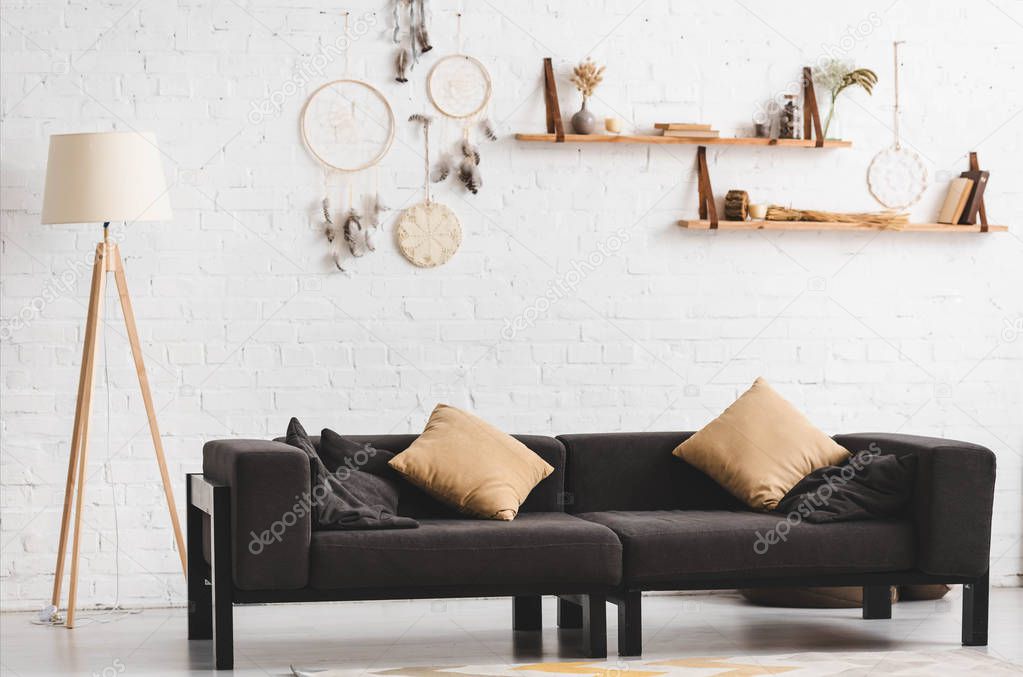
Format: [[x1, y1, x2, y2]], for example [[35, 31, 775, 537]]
[[862, 585, 892, 619], [186, 477, 212, 640], [210, 482, 234, 670], [581, 594, 607, 659], [557, 597, 583, 629], [962, 571, 989, 646], [513, 595, 542, 631], [617, 591, 642, 656]]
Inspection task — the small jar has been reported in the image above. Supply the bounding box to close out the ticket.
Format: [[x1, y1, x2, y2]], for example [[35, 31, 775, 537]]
[[780, 95, 800, 139]]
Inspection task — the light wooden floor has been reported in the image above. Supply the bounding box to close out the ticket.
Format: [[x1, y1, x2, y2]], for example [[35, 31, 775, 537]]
[[2, 589, 1021, 676]]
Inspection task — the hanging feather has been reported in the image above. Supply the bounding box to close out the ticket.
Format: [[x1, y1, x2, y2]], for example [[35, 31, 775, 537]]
[[461, 138, 480, 166], [395, 48, 409, 83], [415, 19, 432, 53], [328, 238, 345, 271], [415, 25, 432, 53], [458, 157, 481, 194], [416, 0, 431, 53], [478, 118, 497, 142], [343, 209, 364, 257], [365, 226, 380, 252], [321, 197, 334, 240], [362, 193, 387, 229], [408, 112, 433, 128], [321, 197, 345, 271], [408, 0, 418, 69], [430, 152, 452, 183], [391, 0, 401, 43]]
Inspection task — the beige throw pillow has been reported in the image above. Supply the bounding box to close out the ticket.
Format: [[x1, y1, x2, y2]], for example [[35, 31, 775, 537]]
[[673, 377, 849, 511], [388, 404, 554, 520]]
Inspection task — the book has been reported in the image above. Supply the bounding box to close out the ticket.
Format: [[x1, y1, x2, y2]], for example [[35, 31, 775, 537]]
[[655, 123, 713, 131], [936, 177, 974, 224], [661, 129, 721, 138], [957, 170, 990, 225]]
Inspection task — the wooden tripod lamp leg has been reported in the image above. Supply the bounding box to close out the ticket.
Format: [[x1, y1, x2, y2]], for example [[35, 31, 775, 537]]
[[110, 246, 187, 577], [65, 243, 108, 628], [51, 245, 107, 610]]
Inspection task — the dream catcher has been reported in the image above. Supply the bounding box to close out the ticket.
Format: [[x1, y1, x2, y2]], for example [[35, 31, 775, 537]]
[[867, 41, 928, 209], [426, 14, 495, 195], [392, 0, 432, 83], [301, 38, 395, 270], [398, 114, 462, 268]]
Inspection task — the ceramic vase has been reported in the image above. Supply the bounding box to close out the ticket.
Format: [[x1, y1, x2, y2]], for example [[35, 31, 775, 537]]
[[571, 99, 596, 135]]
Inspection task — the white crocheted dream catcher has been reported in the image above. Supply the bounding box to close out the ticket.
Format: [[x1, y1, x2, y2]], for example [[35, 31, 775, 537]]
[[867, 41, 928, 210], [301, 75, 395, 270], [426, 14, 495, 195], [398, 114, 462, 268]]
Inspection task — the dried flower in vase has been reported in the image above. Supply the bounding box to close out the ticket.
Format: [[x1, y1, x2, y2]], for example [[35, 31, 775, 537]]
[[570, 58, 605, 102], [812, 59, 877, 138]]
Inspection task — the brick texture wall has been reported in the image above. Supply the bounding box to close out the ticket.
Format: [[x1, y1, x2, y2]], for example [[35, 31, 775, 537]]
[[2, 1, 1021, 609]]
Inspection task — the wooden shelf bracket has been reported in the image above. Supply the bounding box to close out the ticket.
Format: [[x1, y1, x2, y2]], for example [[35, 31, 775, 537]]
[[696, 146, 718, 229], [542, 57, 564, 142], [968, 151, 989, 232], [802, 67, 825, 148]]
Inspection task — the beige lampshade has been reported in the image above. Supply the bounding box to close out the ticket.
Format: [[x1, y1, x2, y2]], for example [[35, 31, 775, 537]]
[[41, 131, 173, 224]]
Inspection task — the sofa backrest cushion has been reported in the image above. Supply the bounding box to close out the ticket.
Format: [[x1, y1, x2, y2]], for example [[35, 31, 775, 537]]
[[558, 432, 743, 513], [283, 434, 566, 518]]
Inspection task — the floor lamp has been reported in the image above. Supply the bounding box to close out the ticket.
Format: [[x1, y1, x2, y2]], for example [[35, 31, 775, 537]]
[[41, 131, 186, 628]]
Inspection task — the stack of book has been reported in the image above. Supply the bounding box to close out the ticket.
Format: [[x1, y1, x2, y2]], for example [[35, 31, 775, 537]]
[[654, 123, 720, 138], [937, 171, 989, 225]]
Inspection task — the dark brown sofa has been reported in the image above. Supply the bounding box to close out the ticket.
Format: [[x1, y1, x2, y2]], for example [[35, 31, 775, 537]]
[[188, 431, 995, 669]]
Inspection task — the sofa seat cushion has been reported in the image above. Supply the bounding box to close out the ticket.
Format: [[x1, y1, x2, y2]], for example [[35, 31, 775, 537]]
[[308, 513, 622, 590], [576, 510, 914, 586]]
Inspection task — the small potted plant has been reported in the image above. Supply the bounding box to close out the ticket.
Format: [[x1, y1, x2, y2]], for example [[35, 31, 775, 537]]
[[569, 58, 605, 134], [813, 59, 878, 139]]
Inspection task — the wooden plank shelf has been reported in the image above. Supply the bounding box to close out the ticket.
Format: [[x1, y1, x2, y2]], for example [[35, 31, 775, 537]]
[[515, 133, 853, 147], [678, 219, 1008, 232]]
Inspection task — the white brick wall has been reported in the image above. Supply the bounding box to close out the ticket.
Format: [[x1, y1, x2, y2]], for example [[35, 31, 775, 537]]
[[2, 1, 1022, 610]]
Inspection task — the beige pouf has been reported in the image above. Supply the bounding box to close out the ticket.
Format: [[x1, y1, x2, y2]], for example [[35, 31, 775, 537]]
[[740, 586, 898, 609]]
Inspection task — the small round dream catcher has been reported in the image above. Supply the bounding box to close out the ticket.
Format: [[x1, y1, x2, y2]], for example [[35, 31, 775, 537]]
[[426, 20, 496, 196], [867, 42, 928, 210], [398, 114, 462, 268], [301, 77, 395, 271]]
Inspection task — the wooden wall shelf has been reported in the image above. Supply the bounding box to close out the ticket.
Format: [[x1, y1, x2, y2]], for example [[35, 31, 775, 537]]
[[515, 133, 853, 148], [527, 59, 1002, 233], [678, 220, 1008, 232]]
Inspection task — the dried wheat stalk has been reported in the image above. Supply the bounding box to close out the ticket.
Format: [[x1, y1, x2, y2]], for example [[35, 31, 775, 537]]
[[766, 205, 909, 226]]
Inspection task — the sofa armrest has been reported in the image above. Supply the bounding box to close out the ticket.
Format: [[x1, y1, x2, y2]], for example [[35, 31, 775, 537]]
[[833, 432, 996, 578], [203, 439, 311, 590]]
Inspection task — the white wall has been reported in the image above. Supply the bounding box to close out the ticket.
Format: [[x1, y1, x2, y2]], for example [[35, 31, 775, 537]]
[[1, 0, 1021, 610]]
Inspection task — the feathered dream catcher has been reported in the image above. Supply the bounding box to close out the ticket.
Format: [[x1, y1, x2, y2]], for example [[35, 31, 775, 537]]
[[300, 78, 395, 271], [392, 0, 432, 83], [398, 114, 462, 268], [426, 15, 495, 195]]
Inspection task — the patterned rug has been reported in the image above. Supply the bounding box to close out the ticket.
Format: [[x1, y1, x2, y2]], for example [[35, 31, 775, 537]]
[[292, 649, 1022, 676]]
